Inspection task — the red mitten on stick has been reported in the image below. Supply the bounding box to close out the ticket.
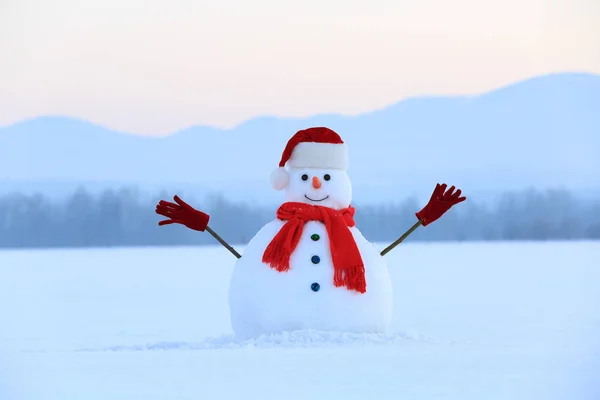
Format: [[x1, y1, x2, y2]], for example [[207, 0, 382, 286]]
[[155, 195, 210, 231], [416, 183, 466, 226]]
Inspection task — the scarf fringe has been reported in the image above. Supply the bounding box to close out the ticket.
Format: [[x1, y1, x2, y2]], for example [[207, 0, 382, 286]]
[[333, 263, 367, 293], [262, 237, 292, 272]]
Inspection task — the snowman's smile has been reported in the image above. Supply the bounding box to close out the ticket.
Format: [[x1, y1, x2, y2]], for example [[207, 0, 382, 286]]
[[304, 194, 329, 202]]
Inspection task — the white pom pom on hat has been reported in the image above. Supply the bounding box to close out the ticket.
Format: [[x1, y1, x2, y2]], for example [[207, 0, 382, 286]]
[[270, 167, 290, 191], [270, 127, 348, 191]]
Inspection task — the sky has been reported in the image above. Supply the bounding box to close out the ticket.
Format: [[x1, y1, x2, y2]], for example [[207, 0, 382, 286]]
[[0, 0, 599, 136]]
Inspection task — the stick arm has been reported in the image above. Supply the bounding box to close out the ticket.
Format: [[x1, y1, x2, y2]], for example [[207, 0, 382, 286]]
[[380, 219, 423, 256], [205, 225, 242, 259]]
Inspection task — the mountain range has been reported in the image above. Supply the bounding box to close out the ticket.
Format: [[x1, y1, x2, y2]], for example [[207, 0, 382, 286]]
[[1, 72, 599, 205]]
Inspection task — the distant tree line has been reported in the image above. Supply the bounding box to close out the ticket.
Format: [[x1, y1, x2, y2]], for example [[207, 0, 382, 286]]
[[0, 187, 598, 249]]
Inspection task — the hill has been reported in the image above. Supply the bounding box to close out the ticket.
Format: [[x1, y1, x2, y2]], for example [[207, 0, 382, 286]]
[[1, 72, 599, 204]]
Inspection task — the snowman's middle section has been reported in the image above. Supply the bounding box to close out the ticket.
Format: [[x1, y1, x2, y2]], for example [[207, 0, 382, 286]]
[[228, 218, 394, 339]]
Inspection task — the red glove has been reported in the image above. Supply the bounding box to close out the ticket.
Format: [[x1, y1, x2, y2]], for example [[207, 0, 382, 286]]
[[155, 195, 210, 232], [416, 183, 466, 226]]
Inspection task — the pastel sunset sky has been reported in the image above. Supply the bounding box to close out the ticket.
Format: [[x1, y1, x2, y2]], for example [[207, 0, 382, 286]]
[[1, 0, 599, 136]]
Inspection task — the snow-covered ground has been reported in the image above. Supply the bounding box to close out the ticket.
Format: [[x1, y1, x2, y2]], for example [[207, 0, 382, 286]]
[[1, 241, 599, 399]]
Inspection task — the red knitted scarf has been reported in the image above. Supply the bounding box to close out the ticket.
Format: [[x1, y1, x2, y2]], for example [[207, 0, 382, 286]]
[[261, 202, 366, 293]]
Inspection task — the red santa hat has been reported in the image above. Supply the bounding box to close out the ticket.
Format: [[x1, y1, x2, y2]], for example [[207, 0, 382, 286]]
[[270, 127, 348, 190]]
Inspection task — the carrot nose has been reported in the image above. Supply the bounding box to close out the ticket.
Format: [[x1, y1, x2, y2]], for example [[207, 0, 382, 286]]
[[312, 176, 322, 189]]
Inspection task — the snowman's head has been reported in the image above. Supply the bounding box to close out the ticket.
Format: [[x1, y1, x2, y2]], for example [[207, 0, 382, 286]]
[[270, 127, 353, 210], [284, 167, 352, 209]]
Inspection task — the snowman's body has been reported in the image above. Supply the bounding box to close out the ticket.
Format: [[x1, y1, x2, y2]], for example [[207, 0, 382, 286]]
[[226, 128, 395, 339], [228, 219, 393, 339]]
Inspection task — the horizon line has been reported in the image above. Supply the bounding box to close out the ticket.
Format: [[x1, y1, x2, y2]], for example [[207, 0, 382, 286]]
[[1, 70, 597, 137]]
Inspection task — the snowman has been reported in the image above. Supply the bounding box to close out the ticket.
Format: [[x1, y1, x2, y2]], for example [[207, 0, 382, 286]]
[[155, 127, 466, 339]]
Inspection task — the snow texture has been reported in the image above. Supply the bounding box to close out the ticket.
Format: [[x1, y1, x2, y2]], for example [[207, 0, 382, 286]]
[[1, 241, 599, 400], [85, 330, 436, 352]]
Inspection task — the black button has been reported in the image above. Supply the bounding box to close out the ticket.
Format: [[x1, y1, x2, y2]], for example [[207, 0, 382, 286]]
[[311, 255, 320, 264], [311, 234, 320, 241], [311, 282, 320, 292]]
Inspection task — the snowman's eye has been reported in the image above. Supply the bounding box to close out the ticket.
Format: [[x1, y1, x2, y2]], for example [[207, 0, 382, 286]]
[[324, 174, 331, 181], [301, 174, 308, 181]]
